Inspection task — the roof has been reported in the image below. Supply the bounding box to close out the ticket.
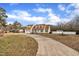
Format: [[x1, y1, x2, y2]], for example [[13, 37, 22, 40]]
[[25, 24, 52, 30], [26, 25, 32, 30], [32, 24, 50, 30]]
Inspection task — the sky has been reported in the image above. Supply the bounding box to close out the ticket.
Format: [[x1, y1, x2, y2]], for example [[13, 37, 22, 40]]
[[0, 3, 79, 26]]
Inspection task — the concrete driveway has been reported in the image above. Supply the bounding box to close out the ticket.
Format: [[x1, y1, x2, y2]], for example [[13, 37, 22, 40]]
[[27, 34, 79, 56]]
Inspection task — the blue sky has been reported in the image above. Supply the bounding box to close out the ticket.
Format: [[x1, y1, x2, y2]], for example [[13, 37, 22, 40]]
[[0, 3, 79, 26]]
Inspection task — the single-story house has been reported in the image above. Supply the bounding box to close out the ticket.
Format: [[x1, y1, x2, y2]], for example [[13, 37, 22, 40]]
[[25, 24, 51, 33]]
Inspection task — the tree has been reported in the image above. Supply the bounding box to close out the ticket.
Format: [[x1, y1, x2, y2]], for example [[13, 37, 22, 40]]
[[13, 21, 22, 29], [0, 7, 8, 27], [72, 15, 79, 30], [62, 14, 79, 34], [57, 22, 64, 30], [66, 15, 79, 31]]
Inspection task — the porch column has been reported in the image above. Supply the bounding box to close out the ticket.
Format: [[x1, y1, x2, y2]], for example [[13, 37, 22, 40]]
[[48, 26, 51, 33], [43, 27, 45, 33]]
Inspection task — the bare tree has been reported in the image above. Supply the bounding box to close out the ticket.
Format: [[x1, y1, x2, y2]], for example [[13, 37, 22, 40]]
[[57, 22, 64, 30]]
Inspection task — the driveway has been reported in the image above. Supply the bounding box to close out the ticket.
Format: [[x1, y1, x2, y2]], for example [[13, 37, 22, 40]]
[[27, 34, 79, 56]]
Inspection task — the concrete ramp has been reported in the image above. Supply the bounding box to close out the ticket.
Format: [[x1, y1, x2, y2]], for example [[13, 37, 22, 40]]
[[27, 34, 79, 56]]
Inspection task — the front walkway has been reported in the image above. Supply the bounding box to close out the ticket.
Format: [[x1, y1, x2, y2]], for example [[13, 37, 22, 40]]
[[27, 34, 79, 56]]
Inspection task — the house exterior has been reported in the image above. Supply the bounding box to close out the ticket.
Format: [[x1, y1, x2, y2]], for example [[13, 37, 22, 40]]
[[25, 25, 33, 33], [25, 24, 51, 33]]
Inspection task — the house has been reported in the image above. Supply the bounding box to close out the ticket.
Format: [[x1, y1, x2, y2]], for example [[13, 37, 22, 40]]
[[25, 25, 33, 33], [32, 24, 51, 33], [25, 24, 51, 33]]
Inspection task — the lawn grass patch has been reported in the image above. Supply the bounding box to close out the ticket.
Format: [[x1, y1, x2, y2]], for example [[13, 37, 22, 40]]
[[0, 35, 38, 56]]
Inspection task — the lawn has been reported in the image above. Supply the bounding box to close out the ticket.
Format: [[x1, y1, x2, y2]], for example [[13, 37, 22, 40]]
[[0, 34, 38, 56], [38, 33, 79, 52]]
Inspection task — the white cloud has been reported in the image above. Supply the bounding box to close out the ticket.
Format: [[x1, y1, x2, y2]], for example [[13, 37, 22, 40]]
[[62, 3, 79, 23], [33, 7, 61, 24], [33, 7, 61, 25], [7, 8, 64, 25], [73, 9, 79, 15], [61, 18, 71, 23], [48, 12, 61, 22], [6, 21, 13, 25], [75, 4, 79, 8], [43, 11, 61, 25], [71, 3, 79, 9], [7, 10, 31, 20], [67, 4, 75, 9], [66, 10, 71, 13], [7, 14, 17, 19], [66, 3, 79, 16], [65, 3, 79, 14], [70, 4, 79, 16], [58, 4, 65, 11], [33, 8, 52, 13], [48, 13, 60, 20], [12, 10, 31, 17], [7, 10, 45, 24], [21, 16, 45, 22]]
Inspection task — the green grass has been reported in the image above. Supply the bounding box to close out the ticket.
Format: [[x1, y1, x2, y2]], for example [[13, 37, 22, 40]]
[[0, 35, 38, 56], [38, 33, 79, 52]]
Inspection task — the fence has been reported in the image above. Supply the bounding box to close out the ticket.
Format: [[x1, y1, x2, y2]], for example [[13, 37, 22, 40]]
[[52, 31, 76, 35]]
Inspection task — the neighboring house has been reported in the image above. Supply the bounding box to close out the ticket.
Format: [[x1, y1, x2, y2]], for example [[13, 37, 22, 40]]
[[0, 26, 6, 32], [15, 22, 21, 28], [19, 29, 24, 33], [25, 24, 51, 33], [6, 22, 22, 33]]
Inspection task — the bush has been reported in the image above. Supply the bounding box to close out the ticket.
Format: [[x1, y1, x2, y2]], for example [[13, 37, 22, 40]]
[[76, 31, 79, 35], [10, 29, 19, 33]]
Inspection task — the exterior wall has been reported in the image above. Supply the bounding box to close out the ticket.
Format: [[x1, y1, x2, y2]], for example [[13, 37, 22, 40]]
[[19, 29, 24, 33], [32, 25, 51, 33], [25, 30, 32, 33]]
